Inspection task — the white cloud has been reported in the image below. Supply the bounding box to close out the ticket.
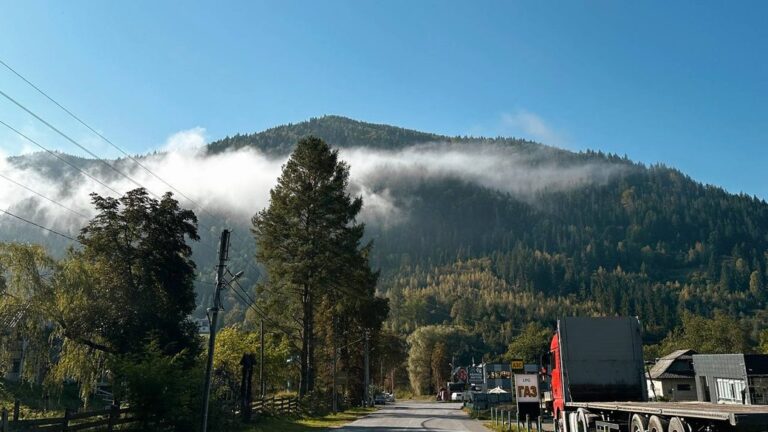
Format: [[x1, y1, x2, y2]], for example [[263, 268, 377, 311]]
[[500, 110, 565, 147], [160, 127, 207, 154], [0, 138, 626, 234]]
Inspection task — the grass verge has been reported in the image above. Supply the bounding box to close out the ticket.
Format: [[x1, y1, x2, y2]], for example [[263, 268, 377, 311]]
[[243, 407, 376, 431]]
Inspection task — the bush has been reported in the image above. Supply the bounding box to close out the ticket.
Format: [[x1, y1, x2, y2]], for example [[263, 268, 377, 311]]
[[112, 342, 204, 432]]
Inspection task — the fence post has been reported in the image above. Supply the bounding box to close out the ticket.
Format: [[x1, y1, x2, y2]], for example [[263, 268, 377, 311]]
[[2, 407, 8, 432], [508, 410, 512, 431], [516, 412, 520, 431], [107, 403, 119, 432], [12, 400, 19, 422], [526, 414, 531, 432], [537, 415, 542, 431], [62, 408, 72, 432]]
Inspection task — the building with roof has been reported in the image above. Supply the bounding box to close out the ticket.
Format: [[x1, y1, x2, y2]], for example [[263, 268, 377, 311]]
[[693, 354, 768, 405], [647, 349, 697, 401]]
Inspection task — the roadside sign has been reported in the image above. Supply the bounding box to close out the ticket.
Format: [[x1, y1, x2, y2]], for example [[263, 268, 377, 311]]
[[515, 373, 541, 417], [468, 366, 484, 384], [514, 374, 540, 402], [510, 359, 524, 371], [457, 368, 468, 382]]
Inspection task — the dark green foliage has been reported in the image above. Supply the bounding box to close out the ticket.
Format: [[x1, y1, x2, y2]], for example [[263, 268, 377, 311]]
[[504, 322, 553, 364], [656, 312, 750, 354], [75, 188, 201, 357], [252, 136, 386, 399], [112, 343, 204, 432]]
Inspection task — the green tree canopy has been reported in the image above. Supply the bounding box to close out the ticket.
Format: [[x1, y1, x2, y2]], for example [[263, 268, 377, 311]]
[[76, 188, 200, 357], [504, 322, 553, 364], [659, 312, 750, 354], [252, 136, 386, 397]]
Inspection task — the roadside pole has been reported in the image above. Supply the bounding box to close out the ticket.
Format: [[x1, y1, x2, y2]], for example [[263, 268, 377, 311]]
[[260, 318, 265, 398], [364, 329, 371, 407], [201, 229, 230, 432]]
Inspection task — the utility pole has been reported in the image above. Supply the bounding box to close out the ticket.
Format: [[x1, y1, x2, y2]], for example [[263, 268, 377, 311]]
[[363, 329, 370, 407], [260, 318, 265, 398], [201, 229, 230, 432], [332, 315, 338, 414]]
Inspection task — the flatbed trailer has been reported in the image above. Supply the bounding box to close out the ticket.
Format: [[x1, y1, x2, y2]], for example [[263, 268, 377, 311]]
[[567, 401, 768, 431], [549, 317, 768, 432]]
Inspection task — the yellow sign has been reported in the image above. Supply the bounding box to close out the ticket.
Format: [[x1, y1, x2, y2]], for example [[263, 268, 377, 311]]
[[511, 360, 524, 370]]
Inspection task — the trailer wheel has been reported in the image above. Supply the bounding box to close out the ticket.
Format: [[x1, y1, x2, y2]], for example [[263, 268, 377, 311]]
[[667, 417, 690, 432], [577, 408, 597, 432], [647, 415, 668, 432], [630, 414, 648, 432]]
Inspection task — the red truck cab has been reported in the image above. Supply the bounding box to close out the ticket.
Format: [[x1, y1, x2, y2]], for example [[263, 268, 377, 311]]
[[549, 331, 565, 423]]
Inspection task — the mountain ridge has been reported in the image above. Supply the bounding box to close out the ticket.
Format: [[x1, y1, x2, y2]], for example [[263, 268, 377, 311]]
[[2, 116, 768, 354]]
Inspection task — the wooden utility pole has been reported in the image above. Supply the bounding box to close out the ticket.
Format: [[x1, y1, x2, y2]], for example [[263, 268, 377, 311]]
[[201, 229, 230, 432], [260, 318, 265, 398], [240, 354, 255, 421], [364, 329, 370, 407]]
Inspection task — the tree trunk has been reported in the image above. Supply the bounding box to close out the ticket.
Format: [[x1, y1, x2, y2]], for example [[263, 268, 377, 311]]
[[307, 290, 315, 393], [299, 287, 310, 398]]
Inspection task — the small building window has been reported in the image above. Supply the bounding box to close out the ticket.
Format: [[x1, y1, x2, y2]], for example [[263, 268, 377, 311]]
[[716, 378, 746, 404], [677, 384, 691, 391]]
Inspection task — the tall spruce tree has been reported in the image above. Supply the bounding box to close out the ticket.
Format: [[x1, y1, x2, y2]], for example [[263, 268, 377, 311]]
[[252, 136, 381, 397]]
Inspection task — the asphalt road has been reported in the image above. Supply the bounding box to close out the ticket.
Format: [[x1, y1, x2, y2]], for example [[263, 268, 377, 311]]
[[336, 401, 489, 431]]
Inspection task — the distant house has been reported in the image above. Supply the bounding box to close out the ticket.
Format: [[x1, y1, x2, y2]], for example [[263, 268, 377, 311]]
[[647, 349, 697, 401], [193, 317, 211, 335], [693, 354, 768, 405]]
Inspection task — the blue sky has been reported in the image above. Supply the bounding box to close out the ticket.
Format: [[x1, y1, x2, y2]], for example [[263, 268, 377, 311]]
[[0, 1, 766, 198]]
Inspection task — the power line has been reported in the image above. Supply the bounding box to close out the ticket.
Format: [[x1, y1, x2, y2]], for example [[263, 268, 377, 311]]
[[0, 63, 256, 292], [0, 89, 155, 197], [0, 61, 255, 272], [0, 172, 90, 219], [0, 58, 209, 215], [228, 277, 299, 340], [0, 119, 122, 196], [0, 207, 80, 243]]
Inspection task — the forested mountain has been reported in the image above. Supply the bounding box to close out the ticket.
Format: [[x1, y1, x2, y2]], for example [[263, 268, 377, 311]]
[[3, 115, 768, 357]]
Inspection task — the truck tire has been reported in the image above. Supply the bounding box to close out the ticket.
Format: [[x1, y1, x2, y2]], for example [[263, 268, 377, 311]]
[[577, 408, 597, 432], [630, 414, 648, 432], [569, 412, 580, 432], [647, 415, 668, 432], [667, 417, 690, 432]]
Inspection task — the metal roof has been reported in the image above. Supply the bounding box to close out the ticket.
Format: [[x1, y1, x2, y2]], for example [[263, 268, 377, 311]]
[[649, 349, 696, 379]]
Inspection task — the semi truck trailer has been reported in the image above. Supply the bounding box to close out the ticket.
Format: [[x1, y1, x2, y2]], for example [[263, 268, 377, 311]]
[[547, 317, 768, 432]]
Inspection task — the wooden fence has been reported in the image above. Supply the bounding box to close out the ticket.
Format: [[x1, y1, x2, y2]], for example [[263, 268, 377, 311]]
[[250, 396, 299, 416], [1, 396, 299, 431], [0, 404, 138, 432]]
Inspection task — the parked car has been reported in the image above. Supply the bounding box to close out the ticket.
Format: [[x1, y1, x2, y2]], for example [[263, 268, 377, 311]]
[[385, 392, 396, 402], [374, 393, 387, 405], [451, 392, 464, 401]]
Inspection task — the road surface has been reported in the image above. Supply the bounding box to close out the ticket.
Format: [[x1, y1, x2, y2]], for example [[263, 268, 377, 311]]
[[336, 401, 488, 431]]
